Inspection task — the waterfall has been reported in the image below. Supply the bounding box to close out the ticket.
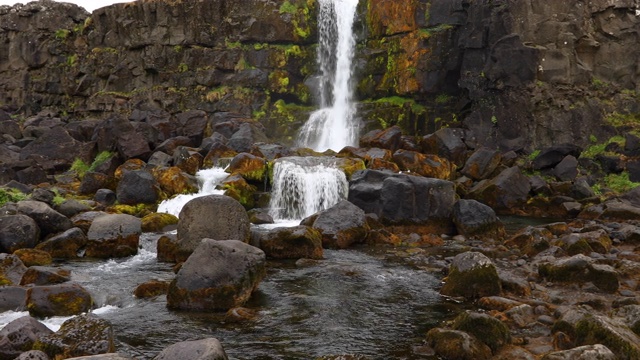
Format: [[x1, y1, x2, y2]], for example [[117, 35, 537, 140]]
[[269, 157, 348, 221], [297, 0, 360, 152]]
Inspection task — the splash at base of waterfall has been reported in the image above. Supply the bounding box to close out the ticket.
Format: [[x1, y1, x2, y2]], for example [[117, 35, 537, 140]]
[[157, 167, 228, 217], [269, 157, 348, 221]]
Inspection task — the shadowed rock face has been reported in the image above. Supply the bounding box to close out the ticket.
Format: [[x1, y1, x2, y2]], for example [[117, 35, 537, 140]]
[[0, 0, 637, 150]]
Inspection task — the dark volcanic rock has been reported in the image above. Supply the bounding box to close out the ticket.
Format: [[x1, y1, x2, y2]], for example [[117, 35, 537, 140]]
[[348, 170, 456, 229], [0, 214, 40, 253], [467, 166, 531, 214], [33, 314, 114, 359], [16, 200, 73, 237], [305, 200, 369, 249], [532, 144, 582, 170], [253, 225, 323, 259], [440, 251, 502, 300], [0, 316, 53, 360], [167, 239, 266, 311], [115, 170, 159, 205], [452, 199, 505, 240], [26, 283, 93, 317], [86, 214, 141, 258]]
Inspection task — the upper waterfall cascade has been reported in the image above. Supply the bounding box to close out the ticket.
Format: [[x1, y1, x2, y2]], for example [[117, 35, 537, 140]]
[[297, 0, 360, 152]]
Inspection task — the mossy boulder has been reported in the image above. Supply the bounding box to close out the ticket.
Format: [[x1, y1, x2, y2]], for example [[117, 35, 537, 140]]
[[26, 283, 93, 317], [20, 266, 70, 286], [33, 314, 114, 359], [440, 251, 502, 300], [452, 311, 511, 353], [392, 149, 453, 180], [13, 249, 52, 267], [426, 328, 492, 360], [555, 229, 612, 255], [575, 314, 640, 359], [220, 174, 257, 209], [227, 152, 267, 182], [141, 212, 179, 232], [538, 254, 619, 293], [86, 214, 141, 258], [35, 227, 87, 259], [156, 234, 181, 263], [253, 225, 323, 260], [152, 166, 199, 197], [0, 253, 28, 285], [134, 280, 169, 299], [0, 316, 53, 360]]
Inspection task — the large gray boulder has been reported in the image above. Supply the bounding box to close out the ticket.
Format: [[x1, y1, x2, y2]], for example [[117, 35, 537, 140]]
[[0, 214, 40, 253], [0, 316, 53, 360], [176, 195, 250, 261], [16, 200, 73, 237], [305, 200, 369, 249], [153, 338, 228, 360], [86, 214, 141, 258], [167, 239, 265, 311], [348, 170, 456, 229]]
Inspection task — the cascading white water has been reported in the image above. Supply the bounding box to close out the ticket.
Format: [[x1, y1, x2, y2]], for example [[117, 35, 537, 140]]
[[269, 157, 348, 221], [297, 0, 360, 152], [156, 167, 228, 217]]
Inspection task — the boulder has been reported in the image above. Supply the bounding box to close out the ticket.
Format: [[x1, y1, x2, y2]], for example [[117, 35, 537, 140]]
[[541, 344, 616, 360], [556, 229, 612, 255], [0, 214, 40, 253], [253, 225, 323, 259], [56, 199, 92, 218], [219, 173, 257, 209], [0, 253, 28, 285], [115, 170, 159, 205], [33, 314, 114, 359], [0, 316, 53, 360], [451, 311, 511, 353], [141, 212, 179, 233], [503, 226, 553, 256], [574, 314, 640, 359], [359, 126, 403, 152], [553, 155, 578, 181], [79, 172, 114, 196], [134, 280, 169, 299], [172, 147, 203, 176], [20, 266, 70, 286], [227, 123, 269, 153], [460, 147, 501, 180], [0, 286, 27, 312], [86, 214, 141, 258], [348, 170, 456, 228], [152, 166, 198, 197], [452, 199, 505, 239], [13, 249, 52, 267], [440, 251, 502, 300], [306, 200, 369, 249], [538, 254, 619, 293], [531, 144, 582, 170], [227, 152, 267, 182], [94, 189, 117, 206], [426, 328, 492, 360], [420, 127, 468, 166], [16, 201, 73, 237], [391, 149, 453, 179], [153, 338, 228, 360], [176, 195, 251, 261], [247, 209, 274, 225], [467, 166, 531, 213], [156, 234, 180, 263], [35, 227, 87, 259], [26, 283, 93, 317], [167, 239, 266, 311], [19, 126, 93, 172]]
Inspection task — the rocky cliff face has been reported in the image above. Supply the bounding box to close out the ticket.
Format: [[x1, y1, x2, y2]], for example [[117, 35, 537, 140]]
[[0, 0, 639, 150]]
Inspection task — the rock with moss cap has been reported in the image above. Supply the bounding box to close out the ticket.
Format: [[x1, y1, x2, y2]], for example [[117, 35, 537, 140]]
[[426, 328, 492, 360], [33, 314, 114, 359], [141, 212, 179, 232], [253, 225, 323, 259], [574, 314, 640, 359], [26, 283, 92, 317], [227, 152, 267, 182], [451, 311, 511, 353], [440, 251, 502, 300]]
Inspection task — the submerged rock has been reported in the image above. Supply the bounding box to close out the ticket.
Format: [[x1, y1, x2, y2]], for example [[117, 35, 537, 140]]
[[153, 338, 228, 360], [253, 225, 323, 259], [167, 239, 266, 311]]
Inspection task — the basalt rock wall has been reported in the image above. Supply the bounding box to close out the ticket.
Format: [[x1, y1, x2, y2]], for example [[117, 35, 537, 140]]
[[0, 0, 639, 150]]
